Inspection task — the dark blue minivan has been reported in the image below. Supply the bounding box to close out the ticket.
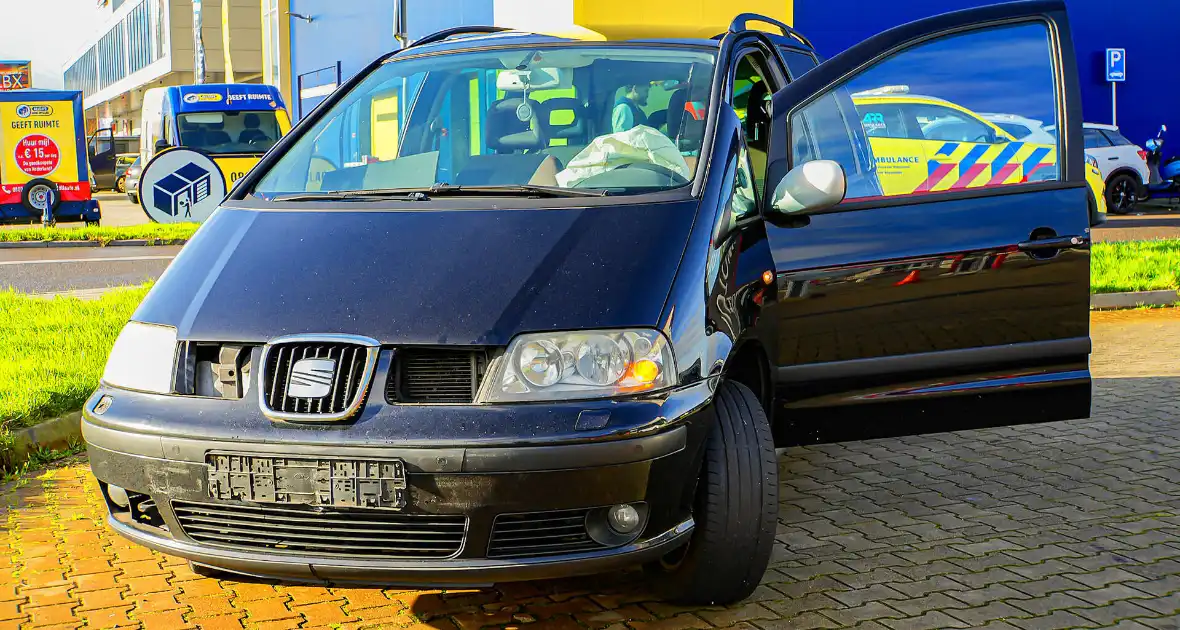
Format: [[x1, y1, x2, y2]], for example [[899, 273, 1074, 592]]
[[85, 1, 1092, 604]]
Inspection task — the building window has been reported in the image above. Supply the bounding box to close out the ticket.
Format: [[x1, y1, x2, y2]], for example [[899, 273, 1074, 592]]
[[262, 0, 282, 90]]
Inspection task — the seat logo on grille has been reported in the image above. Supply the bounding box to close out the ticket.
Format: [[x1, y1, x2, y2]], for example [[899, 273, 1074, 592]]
[[287, 358, 336, 398]]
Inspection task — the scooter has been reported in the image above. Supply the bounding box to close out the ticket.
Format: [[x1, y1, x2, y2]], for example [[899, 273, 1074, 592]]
[[1137, 125, 1180, 209]]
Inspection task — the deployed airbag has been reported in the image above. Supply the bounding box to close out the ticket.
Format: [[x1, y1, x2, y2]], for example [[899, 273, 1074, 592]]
[[555, 125, 691, 187]]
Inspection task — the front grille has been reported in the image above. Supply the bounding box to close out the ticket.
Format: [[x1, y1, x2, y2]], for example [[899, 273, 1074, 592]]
[[172, 501, 467, 558], [262, 341, 374, 417], [387, 349, 489, 404], [487, 508, 607, 558]]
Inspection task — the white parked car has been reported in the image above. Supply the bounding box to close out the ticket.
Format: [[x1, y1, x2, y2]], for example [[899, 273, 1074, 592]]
[[1083, 123, 1150, 214], [980, 113, 1057, 144]]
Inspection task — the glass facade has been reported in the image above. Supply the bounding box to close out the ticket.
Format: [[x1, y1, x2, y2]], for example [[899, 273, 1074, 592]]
[[65, 0, 163, 97]]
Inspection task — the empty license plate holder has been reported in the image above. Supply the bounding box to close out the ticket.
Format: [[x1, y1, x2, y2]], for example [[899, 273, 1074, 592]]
[[206, 454, 408, 509]]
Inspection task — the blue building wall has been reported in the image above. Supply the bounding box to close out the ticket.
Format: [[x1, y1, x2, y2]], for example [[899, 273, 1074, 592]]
[[795, 0, 1172, 150], [288, 0, 492, 117], [287, 0, 1172, 149]]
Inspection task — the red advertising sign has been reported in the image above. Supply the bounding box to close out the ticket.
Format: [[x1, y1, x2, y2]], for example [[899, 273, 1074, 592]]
[[0, 61, 31, 91], [14, 135, 60, 176]]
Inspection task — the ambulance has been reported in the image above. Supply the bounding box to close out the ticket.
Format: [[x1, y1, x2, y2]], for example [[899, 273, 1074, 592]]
[[0, 89, 100, 226], [850, 85, 1058, 196], [139, 83, 291, 190]]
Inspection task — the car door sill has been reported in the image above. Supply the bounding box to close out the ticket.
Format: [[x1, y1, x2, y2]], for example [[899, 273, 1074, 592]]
[[775, 337, 1091, 383]]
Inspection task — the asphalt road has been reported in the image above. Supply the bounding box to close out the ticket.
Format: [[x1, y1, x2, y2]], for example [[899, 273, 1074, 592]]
[[1094, 207, 1180, 242], [0, 245, 180, 294]]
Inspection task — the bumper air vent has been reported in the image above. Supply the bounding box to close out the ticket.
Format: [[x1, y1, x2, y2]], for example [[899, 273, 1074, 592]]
[[487, 508, 608, 558], [172, 501, 467, 558]]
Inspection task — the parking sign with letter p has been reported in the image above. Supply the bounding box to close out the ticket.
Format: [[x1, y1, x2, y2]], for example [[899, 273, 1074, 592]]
[[1106, 48, 1125, 82]]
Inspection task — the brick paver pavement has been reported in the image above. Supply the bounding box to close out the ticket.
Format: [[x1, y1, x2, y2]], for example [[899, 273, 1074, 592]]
[[2, 310, 1179, 629]]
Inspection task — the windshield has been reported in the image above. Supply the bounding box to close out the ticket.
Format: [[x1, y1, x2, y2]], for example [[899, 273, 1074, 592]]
[[178, 111, 283, 154], [253, 45, 717, 197]]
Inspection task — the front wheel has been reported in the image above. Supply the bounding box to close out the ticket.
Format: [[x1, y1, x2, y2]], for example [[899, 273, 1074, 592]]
[[1106, 173, 1139, 214], [647, 381, 778, 605]]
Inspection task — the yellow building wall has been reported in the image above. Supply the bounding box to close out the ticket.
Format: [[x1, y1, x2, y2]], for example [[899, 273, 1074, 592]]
[[573, 0, 793, 39], [493, 0, 793, 41]]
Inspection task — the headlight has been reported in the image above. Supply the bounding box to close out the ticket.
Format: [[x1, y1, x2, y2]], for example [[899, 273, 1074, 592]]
[[478, 329, 677, 402], [1086, 154, 1099, 169], [102, 322, 178, 394]]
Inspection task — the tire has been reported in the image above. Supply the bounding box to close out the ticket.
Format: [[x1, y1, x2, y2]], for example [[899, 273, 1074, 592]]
[[1106, 173, 1138, 215], [648, 381, 778, 605], [115, 176, 126, 193], [21, 178, 60, 220], [128, 192, 139, 205]]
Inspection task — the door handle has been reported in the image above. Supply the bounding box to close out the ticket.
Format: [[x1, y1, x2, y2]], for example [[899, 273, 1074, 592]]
[[1017, 235, 1088, 251], [1108, 156, 1119, 160]]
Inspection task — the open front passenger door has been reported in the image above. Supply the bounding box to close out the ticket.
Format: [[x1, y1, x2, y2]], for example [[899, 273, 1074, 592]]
[[760, 1, 1090, 441]]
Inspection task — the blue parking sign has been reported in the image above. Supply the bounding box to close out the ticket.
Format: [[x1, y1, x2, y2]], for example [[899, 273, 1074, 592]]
[[1106, 48, 1126, 82]]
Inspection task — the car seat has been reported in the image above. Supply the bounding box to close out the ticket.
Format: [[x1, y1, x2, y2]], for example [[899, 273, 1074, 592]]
[[537, 97, 589, 167], [238, 113, 270, 145], [454, 96, 553, 185]]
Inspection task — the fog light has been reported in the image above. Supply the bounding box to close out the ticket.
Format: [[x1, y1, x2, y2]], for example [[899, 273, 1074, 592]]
[[107, 484, 129, 508], [607, 504, 641, 534]]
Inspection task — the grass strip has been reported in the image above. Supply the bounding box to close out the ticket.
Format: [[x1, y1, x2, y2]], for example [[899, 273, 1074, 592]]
[[0, 223, 198, 244], [1092, 239, 1180, 294]]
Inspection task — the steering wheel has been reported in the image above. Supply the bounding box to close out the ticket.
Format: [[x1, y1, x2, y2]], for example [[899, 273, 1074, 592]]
[[616, 162, 691, 185]]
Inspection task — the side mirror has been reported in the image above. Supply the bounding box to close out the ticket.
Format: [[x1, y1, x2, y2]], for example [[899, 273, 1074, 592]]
[[770, 160, 847, 216], [155, 139, 170, 151]]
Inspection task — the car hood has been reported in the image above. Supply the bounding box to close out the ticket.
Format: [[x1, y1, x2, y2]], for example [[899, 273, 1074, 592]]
[[134, 201, 698, 345]]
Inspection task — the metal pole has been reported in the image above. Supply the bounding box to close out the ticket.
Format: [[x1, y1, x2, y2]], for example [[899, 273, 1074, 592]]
[[193, 0, 207, 84], [394, 0, 409, 48], [1112, 81, 1117, 127]]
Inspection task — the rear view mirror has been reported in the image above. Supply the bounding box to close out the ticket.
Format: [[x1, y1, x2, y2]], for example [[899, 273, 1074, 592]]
[[770, 160, 847, 215]]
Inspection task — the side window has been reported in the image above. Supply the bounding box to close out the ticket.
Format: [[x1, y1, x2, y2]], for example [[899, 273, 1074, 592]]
[[791, 22, 1061, 200], [853, 103, 915, 139], [1084, 128, 1112, 149], [908, 104, 1003, 143], [778, 48, 818, 80], [1101, 129, 1132, 146], [790, 90, 872, 189]]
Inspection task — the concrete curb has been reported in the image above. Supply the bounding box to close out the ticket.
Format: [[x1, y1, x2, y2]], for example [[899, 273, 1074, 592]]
[[6, 411, 83, 464], [1091, 290, 1180, 310], [0, 238, 188, 249]]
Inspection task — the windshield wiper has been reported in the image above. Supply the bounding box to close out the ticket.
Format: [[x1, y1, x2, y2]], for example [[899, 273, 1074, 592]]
[[417, 183, 608, 198], [264, 189, 424, 202], [264, 183, 608, 202]]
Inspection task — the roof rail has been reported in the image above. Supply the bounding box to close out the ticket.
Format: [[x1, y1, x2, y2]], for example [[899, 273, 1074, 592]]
[[403, 25, 513, 51], [727, 13, 814, 49]]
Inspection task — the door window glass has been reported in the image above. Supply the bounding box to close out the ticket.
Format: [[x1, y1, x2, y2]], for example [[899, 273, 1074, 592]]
[[790, 22, 1060, 201], [1100, 129, 1133, 146], [778, 48, 818, 80], [1084, 128, 1112, 148]]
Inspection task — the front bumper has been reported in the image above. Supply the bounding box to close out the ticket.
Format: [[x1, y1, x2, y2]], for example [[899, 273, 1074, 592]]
[[83, 381, 713, 585], [107, 504, 693, 586]]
